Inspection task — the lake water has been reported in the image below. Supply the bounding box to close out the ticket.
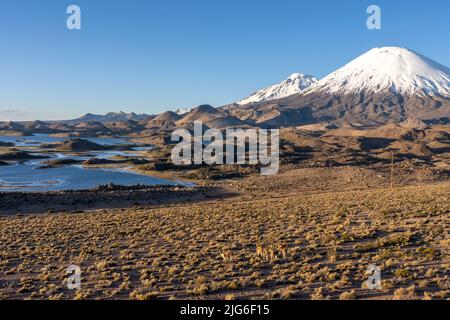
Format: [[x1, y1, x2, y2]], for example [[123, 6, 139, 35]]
[[0, 134, 184, 192], [0, 163, 182, 192], [0, 133, 132, 147]]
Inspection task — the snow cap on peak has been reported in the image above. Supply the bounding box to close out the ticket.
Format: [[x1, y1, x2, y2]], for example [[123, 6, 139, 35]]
[[288, 73, 306, 79], [307, 46, 450, 96], [238, 73, 317, 105]]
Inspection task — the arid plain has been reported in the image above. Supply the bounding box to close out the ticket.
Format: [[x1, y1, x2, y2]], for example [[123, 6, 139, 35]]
[[0, 118, 449, 300]]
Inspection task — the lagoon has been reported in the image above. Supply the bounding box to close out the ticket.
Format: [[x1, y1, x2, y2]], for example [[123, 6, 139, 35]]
[[0, 134, 182, 192]]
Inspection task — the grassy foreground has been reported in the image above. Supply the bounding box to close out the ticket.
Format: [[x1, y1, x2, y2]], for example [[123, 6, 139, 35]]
[[0, 182, 448, 300]]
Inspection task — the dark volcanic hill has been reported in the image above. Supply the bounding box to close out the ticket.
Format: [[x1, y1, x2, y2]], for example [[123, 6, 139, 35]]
[[105, 120, 142, 133], [176, 104, 248, 129], [74, 121, 109, 132], [48, 139, 110, 151], [145, 111, 182, 129], [0, 121, 25, 131]]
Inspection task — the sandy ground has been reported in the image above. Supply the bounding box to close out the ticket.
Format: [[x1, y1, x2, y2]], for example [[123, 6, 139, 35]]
[[0, 164, 448, 300]]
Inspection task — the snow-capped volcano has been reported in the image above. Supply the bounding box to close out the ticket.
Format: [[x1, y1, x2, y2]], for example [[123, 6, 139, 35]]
[[226, 47, 450, 127], [306, 47, 450, 97], [238, 73, 317, 105]]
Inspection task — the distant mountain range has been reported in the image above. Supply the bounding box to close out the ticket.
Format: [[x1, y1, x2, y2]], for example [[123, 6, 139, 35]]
[[62, 111, 152, 124], [1, 47, 449, 131]]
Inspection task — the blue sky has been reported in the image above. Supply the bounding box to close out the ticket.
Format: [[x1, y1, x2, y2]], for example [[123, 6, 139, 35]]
[[0, 0, 449, 120]]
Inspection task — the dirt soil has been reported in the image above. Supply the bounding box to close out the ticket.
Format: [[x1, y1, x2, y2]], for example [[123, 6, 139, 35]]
[[0, 163, 448, 300]]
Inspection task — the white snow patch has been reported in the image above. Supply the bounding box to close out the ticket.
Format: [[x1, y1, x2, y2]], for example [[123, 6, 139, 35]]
[[238, 73, 317, 105], [306, 47, 450, 97]]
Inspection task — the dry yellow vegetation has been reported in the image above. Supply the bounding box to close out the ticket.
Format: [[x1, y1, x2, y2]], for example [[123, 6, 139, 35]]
[[0, 181, 448, 300]]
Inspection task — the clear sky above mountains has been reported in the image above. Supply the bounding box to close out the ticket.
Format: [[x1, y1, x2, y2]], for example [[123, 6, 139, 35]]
[[0, 0, 449, 120]]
